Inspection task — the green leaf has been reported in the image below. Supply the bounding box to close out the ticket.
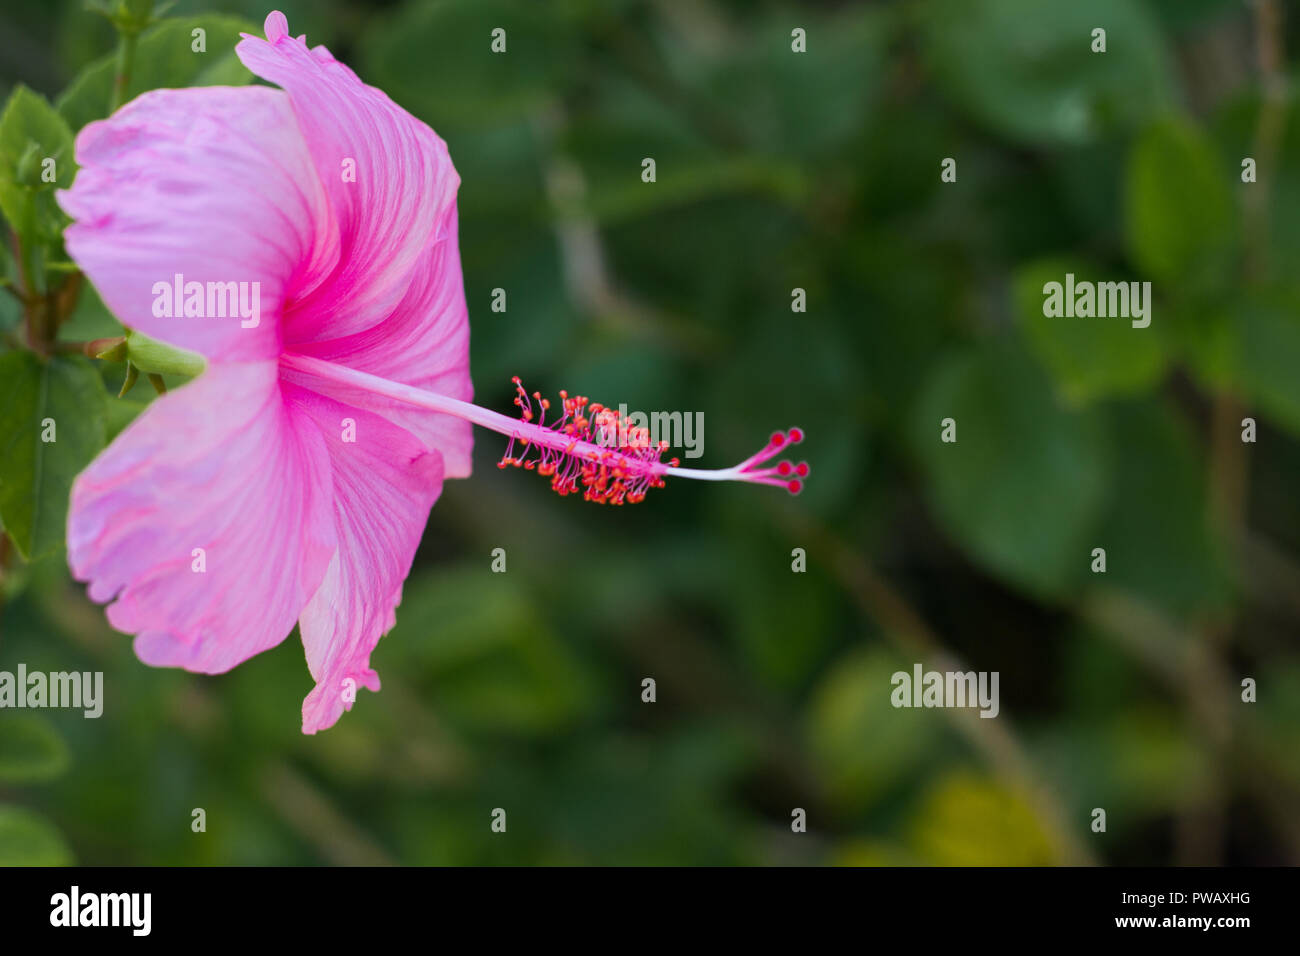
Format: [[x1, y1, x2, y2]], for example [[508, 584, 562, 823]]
[[1212, 96, 1300, 286], [385, 568, 595, 735], [0, 715, 71, 783], [1248, 665, 1300, 791], [1014, 257, 1167, 403], [105, 393, 149, 441], [361, 0, 579, 129], [807, 648, 944, 811], [56, 16, 259, 132], [908, 772, 1058, 865], [0, 86, 75, 184], [0, 352, 109, 559], [0, 87, 76, 257], [1091, 401, 1230, 613], [0, 805, 74, 865], [581, 154, 806, 224], [1230, 287, 1300, 436], [695, 6, 890, 159], [56, 284, 123, 344], [562, 81, 806, 225], [922, 0, 1175, 146], [1037, 708, 1206, 818], [1125, 117, 1238, 288], [1179, 285, 1300, 437], [909, 342, 1113, 599], [1144, 0, 1241, 31]]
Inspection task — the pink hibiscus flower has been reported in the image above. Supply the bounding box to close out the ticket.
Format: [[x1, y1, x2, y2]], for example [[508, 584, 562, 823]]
[[60, 12, 806, 733]]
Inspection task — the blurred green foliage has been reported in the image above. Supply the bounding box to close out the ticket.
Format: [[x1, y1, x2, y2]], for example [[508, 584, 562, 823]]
[[0, 0, 1298, 866]]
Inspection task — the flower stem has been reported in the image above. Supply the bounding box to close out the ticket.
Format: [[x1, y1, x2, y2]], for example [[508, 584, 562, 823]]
[[110, 28, 139, 114]]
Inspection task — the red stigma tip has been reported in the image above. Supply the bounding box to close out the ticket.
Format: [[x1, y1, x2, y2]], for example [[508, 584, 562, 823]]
[[776, 461, 792, 476], [794, 462, 809, 477], [787, 479, 803, 495], [770, 431, 786, 446], [788, 427, 804, 443]]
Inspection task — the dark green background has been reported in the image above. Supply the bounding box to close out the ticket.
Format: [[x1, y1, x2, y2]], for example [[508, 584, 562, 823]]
[[0, 0, 1298, 865]]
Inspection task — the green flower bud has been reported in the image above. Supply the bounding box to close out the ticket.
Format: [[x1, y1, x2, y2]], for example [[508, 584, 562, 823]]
[[123, 328, 205, 378]]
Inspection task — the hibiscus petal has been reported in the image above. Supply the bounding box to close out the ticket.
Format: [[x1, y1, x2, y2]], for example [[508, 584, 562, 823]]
[[285, 390, 445, 733], [237, 13, 461, 345], [67, 363, 337, 673], [284, 200, 474, 478], [58, 86, 337, 362]]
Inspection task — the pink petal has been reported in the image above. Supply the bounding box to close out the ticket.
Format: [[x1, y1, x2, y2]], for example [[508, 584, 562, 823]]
[[284, 390, 446, 733], [284, 201, 474, 478], [58, 86, 338, 362], [264, 10, 289, 41], [68, 363, 337, 674], [237, 15, 461, 346]]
